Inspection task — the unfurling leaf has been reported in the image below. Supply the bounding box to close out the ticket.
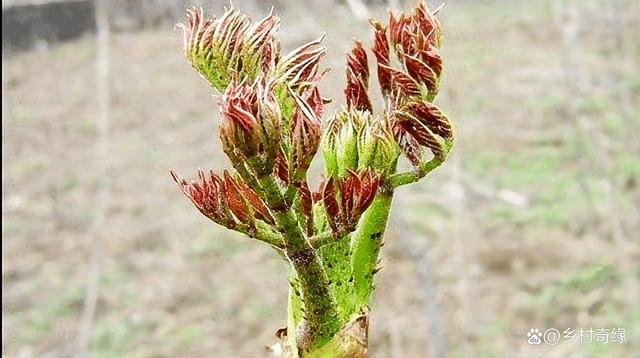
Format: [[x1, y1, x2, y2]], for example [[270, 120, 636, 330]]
[[391, 99, 453, 161], [171, 169, 274, 230], [344, 41, 372, 112], [365, 1, 453, 168], [370, 20, 392, 97], [275, 35, 327, 91], [171, 169, 236, 229], [289, 87, 322, 181], [177, 6, 281, 91], [219, 77, 281, 175], [322, 109, 362, 177], [368, 1, 443, 101], [358, 115, 400, 173], [322, 170, 380, 235]]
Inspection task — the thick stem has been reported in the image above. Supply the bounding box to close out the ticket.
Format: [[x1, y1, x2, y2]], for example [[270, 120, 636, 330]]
[[350, 191, 394, 308], [303, 314, 369, 358], [280, 309, 369, 358], [281, 189, 395, 356], [259, 176, 339, 349]]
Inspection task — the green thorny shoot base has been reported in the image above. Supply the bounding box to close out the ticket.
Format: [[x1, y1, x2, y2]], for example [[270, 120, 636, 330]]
[[171, 1, 454, 356]]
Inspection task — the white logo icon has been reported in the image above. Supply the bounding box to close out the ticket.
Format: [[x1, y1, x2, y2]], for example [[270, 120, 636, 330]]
[[544, 328, 561, 345], [527, 328, 543, 345]]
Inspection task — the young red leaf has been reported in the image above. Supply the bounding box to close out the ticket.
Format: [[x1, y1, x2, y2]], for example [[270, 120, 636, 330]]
[[344, 41, 372, 112]]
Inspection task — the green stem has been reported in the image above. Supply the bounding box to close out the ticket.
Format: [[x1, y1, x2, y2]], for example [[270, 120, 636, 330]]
[[285, 275, 302, 357], [387, 157, 443, 188], [258, 176, 339, 349], [308, 230, 336, 249], [350, 191, 394, 308], [253, 221, 285, 249]]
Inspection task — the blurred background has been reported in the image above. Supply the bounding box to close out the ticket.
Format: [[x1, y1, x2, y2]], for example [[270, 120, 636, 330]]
[[2, 0, 639, 357]]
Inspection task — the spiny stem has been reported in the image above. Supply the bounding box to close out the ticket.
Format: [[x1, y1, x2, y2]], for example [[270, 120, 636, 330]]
[[257, 175, 339, 348], [350, 192, 393, 308]]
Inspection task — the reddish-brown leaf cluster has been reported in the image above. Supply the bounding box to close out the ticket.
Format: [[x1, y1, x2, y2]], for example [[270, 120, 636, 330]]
[[404, 100, 453, 141], [370, 20, 391, 96], [384, 65, 422, 98], [219, 78, 281, 174], [276, 35, 327, 90], [178, 6, 281, 88], [289, 87, 323, 181], [179, 5, 330, 184], [220, 80, 260, 134], [173, 2, 454, 244], [344, 41, 372, 112], [366, 2, 453, 163], [322, 170, 381, 235], [368, 2, 442, 98], [245, 10, 282, 70], [392, 99, 452, 163], [171, 169, 274, 231], [388, 2, 442, 93]]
